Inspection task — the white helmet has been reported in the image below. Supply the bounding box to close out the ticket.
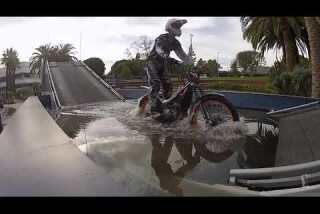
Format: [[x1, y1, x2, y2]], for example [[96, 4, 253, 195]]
[[165, 19, 187, 37]]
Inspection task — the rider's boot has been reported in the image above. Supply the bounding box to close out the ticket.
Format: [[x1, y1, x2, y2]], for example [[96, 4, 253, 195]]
[[148, 98, 163, 119]]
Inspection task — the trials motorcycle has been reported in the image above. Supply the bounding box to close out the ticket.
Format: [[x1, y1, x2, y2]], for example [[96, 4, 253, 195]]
[[137, 60, 239, 127]]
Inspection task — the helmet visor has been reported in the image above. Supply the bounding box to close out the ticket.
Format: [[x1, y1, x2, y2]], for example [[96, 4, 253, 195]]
[[172, 19, 187, 29]]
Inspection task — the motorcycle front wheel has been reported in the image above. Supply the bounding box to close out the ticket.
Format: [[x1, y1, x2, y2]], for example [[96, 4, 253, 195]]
[[189, 94, 239, 127]]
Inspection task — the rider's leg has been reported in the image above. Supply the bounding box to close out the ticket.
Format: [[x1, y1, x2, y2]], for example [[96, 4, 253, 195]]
[[146, 62, 163, 113], [161, 69, 173, 100]]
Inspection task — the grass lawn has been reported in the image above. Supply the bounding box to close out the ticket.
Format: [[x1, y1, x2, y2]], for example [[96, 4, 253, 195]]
[[170, 75, 270, 82], [200, 75, 278, 94], [203, 76, 270, 81]]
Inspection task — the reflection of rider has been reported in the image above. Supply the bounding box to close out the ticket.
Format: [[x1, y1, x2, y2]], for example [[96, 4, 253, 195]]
[[0, 97, 3, 133], [146, 19, 193, 115], [150, 134, 200, 196]]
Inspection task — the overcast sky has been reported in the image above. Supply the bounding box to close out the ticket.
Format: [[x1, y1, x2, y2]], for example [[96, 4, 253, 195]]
[[0, 17, 279, 72]]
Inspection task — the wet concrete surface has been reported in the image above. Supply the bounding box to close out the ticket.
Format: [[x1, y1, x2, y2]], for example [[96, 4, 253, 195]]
[[56, 101, 279, 196], [0, 97, 133, 196]]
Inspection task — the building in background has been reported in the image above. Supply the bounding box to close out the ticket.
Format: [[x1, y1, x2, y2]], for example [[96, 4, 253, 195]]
[[0, 62, 40, 103]]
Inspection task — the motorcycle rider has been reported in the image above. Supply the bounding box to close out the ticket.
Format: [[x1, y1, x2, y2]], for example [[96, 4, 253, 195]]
[[146, 18, 193, 116], [150, 134, 200, 196], [0, 97, 3, 133]]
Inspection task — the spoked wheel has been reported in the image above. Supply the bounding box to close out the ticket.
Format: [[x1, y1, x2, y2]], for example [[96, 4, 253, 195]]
[[190, 94, 239, 128], [193, 143, 234, 163]]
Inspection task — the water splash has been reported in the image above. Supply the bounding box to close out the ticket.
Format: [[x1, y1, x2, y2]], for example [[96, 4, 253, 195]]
[[119, 103, 249, 153], [66, 101, 248, 154]]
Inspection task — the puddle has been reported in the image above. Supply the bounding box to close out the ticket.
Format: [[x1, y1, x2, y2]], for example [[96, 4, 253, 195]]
[[56, 100, 279, 196]]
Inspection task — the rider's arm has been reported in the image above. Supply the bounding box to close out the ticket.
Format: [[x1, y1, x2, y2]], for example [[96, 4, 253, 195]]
[[174, 44, 192, 65], [174, 46, 191, 64]]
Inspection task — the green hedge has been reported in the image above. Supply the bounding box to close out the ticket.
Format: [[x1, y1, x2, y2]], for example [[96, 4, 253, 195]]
[[207, 81, 277, 94], [271, 65, 311, 97]]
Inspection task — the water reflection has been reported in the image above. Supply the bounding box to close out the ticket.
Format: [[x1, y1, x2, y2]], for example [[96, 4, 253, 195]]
[[55, 102, 280, 196], [238, 119, 279, 168], [150, 134, 200, 195], [149, 133, 237, 196], [56, 113, 98, 138]]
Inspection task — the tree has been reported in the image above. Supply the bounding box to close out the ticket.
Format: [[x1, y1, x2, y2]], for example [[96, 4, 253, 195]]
[[30, 43, 78, 75], [207, 59, 221, 77], [130, 36, 153, 59], [29, 44, 53, 75], [196, 58, 206, 70], [230, 60, 239, 74], [195, 58, 208, 76], [305, 17, 320, 98], [241, 17, 309, 72], [83, 57, 106, 78], [235, 50, 266, 73], [1, 48, 20, 102], [108, 59, 145, 80], [194, 58, 222, 77], [124, 48, 133, 59], [55, 43, 78, 62], [135, 53, 141, 60]]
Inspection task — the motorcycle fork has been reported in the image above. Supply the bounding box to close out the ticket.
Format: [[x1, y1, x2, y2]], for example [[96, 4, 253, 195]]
[[192, 87, 210, 121]]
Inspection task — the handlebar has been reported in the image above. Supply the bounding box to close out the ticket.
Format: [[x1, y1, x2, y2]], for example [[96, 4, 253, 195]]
[[164, 57, 202, 85]]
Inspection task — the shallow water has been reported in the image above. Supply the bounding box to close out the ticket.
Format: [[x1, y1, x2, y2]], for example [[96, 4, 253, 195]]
[[56, 100, 279, 196]]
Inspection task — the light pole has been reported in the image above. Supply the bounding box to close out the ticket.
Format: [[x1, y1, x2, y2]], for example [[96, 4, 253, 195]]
[[217, 52, 220, 79], [80, 32, 82, 61], [190, 33, 194, 45]]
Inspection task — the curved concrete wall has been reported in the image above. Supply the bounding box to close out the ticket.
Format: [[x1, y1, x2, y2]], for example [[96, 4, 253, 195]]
[[116, 88, 319, 112], [219, 91, 319, 111], [0, 96, 130, 196]]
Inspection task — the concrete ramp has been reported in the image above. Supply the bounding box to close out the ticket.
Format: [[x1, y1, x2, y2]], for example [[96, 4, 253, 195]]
[[0, 96, 130, 196], [49, 61, 123, 108], [275, 108, 320, 166]]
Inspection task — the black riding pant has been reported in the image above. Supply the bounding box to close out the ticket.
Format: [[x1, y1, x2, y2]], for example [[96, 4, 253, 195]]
[[146, 61, 172, 111], [0, 114, 2, 133]]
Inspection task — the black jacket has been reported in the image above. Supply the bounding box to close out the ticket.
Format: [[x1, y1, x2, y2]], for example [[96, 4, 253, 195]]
[[148, 33, 190, 66]]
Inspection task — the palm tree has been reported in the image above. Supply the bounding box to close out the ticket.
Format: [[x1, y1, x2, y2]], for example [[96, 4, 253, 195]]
[[1, 48, 20, 103], [241, 17, 309, 72], [30, 43, 78, 76], [305, 17, 320, 98], [56, 43, 78, 61], [29, 43, 54, 75]]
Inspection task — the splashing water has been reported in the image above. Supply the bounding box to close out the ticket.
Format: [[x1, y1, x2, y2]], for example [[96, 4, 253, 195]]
[[66, 101, 248, 153], [119, 102, 249, 153]]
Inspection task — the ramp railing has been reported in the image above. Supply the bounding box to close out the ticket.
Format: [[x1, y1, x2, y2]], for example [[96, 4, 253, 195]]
[[79, 61, 125, 102], [45, 60, 62, 110], [267, 101, 320, 119]]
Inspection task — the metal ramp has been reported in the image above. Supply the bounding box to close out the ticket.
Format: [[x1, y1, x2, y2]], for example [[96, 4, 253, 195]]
[[44, 60, 124, 110]]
